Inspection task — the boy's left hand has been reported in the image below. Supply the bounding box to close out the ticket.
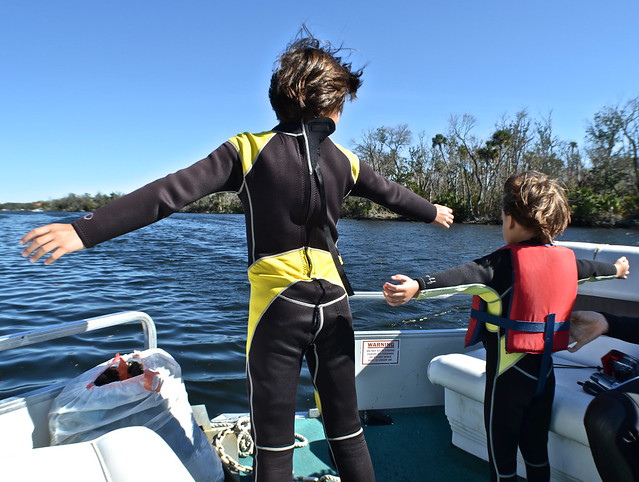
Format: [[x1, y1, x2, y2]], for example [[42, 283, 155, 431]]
[[432, 204, 454, 229], [615, 256, 630, 278], [383, 274, 420, 306], [20, 223, 85, 265]]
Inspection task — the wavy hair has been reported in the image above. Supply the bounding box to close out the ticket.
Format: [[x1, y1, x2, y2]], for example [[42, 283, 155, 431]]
[[269, 28, 363, 122], [502, 170, 571, 243]]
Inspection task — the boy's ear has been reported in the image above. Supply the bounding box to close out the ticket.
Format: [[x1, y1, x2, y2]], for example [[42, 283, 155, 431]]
[[502, 212, 515, 228]]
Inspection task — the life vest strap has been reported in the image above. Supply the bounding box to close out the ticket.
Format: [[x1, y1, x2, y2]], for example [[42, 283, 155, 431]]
[[536, 313, 556, 396], [470, 309, 569, 333], [472, 307, 561, 396]]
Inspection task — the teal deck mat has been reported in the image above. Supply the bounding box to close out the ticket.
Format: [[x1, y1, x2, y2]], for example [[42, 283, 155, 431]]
[[238, 406, 491, 481]]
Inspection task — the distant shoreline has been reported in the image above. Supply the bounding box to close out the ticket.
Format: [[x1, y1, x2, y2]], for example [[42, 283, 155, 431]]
[[3, 207, 638, 230]]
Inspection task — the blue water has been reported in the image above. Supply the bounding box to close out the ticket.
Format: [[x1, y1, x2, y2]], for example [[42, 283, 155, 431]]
[[1, 211, 638, 413]]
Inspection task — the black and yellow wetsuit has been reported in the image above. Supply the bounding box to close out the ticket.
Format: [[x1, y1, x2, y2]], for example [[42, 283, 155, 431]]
[[72, 118, 439, 481]]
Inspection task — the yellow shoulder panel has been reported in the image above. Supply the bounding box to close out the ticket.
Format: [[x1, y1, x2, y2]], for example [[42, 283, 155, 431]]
[[228, 131, 276, 175], [334, 142, 360, 183]]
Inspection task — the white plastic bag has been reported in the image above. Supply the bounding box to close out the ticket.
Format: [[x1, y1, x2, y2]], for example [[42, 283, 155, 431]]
[[49, 348, 223, 482]]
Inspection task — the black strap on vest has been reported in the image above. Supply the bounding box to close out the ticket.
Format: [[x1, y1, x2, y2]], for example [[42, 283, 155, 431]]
[[471, 308, 565, 396], [305, 118, 354, 296], [470, 309, 570, 333]]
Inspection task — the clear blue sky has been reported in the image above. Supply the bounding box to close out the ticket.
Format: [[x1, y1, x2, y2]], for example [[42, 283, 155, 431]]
[[1, 0, 637, 203]]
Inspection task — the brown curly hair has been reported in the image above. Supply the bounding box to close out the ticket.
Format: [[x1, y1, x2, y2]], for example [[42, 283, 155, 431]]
[[502, 170, 571, 243], [269, 30, 363, 123]]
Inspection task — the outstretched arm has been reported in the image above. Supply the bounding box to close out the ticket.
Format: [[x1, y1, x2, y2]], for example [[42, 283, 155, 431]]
[[349, 161, 454, 227], [577, 255, 630, 281], [20, 223, 85, 265], [383, 252, 501, 307]]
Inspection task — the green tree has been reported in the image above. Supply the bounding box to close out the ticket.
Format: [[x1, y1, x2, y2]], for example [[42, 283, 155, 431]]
[[354, 125, 412, 183]]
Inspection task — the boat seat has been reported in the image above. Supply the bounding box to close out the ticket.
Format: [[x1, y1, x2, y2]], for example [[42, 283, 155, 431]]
[[428, 335, 639, 482], [0, 425, 196, 481]]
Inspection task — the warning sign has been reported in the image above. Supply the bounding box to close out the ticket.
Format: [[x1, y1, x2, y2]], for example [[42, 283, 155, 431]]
[[361, 339, 400, 366]]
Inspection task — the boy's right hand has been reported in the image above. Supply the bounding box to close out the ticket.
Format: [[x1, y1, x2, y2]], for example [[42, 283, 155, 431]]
[[20, 223, 85, 265], [383, 274, 420, 306], [432, 204, 454, 229]]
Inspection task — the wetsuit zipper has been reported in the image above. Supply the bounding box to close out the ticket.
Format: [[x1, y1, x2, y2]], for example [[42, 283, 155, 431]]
[[301, 121, 316, 278]]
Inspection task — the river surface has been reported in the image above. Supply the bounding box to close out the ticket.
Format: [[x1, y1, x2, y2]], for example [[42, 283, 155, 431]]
[[1, 211, 638, 413]]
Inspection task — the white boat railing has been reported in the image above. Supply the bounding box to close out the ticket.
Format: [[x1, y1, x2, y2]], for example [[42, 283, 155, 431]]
[[0, 311, 157, 353]]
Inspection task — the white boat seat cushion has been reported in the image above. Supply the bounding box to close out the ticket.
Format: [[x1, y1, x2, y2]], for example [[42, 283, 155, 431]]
[[428, 335, 639, 447], [0, 425, 195, 481]]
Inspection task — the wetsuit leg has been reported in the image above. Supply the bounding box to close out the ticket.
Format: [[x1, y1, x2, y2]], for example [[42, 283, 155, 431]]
[[484, 332, 520, 482], [518, 368, 553, 482], [485, 364, 526, 481], [484, 335, 552, 482], [584, 379, 639, 482], [246, 280, 374, 482], [305, 282, 375, 482], [246, 282, 320, 481]]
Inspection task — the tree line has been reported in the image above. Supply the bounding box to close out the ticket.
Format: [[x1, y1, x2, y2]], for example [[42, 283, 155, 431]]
[[3, 96, 638, 227], [346, 96, 639, 226]]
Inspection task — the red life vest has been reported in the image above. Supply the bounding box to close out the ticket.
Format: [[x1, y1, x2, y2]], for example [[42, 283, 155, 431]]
[[465, 243, 577, 354]]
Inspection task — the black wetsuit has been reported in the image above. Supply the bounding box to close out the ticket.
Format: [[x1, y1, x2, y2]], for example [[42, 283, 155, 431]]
[[72, 118, 439, 481], [414, 241, 617, 482], [584, 313, 639, 482]]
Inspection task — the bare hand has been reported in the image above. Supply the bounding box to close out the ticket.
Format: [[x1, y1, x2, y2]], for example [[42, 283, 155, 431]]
[[382, 274, 420, 306], [432, 204, 454, 229], [568, 311, 609, 352], [615, 256, 630, 279], [20, 223, 85, 265]]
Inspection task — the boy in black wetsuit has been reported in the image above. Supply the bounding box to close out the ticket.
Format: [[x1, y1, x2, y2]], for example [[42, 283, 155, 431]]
[[383, 171, 629, 481], [20, 31, 454, 481]]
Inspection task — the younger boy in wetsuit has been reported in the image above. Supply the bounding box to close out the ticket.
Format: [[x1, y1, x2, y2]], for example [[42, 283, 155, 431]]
[[20, 31, 455, 481], [383, 171, 629, 482]]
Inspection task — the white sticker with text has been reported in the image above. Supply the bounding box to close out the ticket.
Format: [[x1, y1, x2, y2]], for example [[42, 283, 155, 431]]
[[361, 339, 400, 365]]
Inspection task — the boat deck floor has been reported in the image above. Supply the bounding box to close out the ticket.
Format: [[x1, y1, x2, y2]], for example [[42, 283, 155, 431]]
[[236, 406, 499, 481]]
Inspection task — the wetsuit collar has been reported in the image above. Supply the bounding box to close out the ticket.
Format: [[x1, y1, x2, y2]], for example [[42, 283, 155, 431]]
[[519, 237, 552, 246], [273, 118, 336, 136]]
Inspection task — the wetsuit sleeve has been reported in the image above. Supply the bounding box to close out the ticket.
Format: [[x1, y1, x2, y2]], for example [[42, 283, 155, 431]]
[[72, 141, 243, 248], [602, 313, 639, 344], [576, 261, 631, 341], [349, 161, 437, 223], [415, 250, 507, 290], [576, 259, 617, 282]]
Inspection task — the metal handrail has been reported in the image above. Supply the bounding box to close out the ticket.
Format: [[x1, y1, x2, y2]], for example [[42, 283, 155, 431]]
[[0, 311, 157, 353], [0, 291, 455, 354], [350, 291, 385, 300], [350, 290, 457, 301]]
